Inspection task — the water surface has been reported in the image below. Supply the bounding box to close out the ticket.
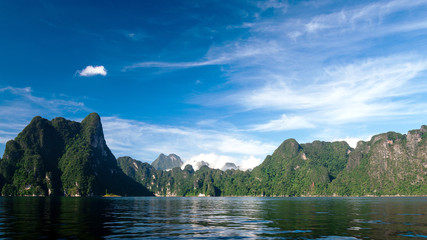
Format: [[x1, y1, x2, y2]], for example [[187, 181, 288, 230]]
[[0, 197, 425, 239]]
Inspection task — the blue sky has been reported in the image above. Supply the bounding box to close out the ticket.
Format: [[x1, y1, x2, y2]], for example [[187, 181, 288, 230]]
[[1, 0, 427, 169]]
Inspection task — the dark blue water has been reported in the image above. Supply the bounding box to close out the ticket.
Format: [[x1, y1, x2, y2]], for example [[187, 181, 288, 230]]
[[0, 197, 425, 239]]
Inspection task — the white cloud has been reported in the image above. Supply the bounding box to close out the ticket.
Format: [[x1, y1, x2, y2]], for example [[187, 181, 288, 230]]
[[125, 40, 281, 70], [0, 86, 86, 116], [182, 153, 262, 171], [121, 0, 427, 151], [256, 0, 288, 12], [293, 0, 427, 36], [101, 116, 276, 168], [0, 128, 25, 144], [250, 114, 315, 132], [183, 153, 232, 171], [237, 55, 427, 125], [332, 137, 363, 149], [0, 86, 88, 147], [239, 155, 263, 171], [77, 65, 107, 77]]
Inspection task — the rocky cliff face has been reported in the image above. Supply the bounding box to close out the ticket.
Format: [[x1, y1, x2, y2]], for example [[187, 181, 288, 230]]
[[329, 127, 427, 195], [151, 153, 183, 170], [0, 113, 153, 196]]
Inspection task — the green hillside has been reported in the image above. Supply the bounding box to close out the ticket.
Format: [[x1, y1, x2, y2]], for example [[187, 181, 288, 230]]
[[0, 113, 153, 196]]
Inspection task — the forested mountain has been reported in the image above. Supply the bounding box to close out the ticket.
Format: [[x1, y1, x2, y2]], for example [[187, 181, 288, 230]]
[[249, 139, 351, 196], [0, 113, 153, 196], [117, 140, 352, 196], [118, 127, 426, 197], [2, 112, 426, 197], [117, 156, 253, 196], [329, 128, 427, 196]]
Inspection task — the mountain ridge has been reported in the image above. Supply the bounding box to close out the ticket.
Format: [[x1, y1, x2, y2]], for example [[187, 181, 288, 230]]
[[1, 113, 425, 197], [118, 125, 426, 197], [0, 113, 153, 196]]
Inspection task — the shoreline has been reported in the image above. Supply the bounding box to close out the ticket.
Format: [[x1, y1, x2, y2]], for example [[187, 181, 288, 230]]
[[150, 194, 427, 198], [1, 194, 427, 198]]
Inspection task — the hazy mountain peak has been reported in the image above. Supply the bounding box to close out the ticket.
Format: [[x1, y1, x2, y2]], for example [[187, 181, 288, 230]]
[[151, 153, 183, 170]]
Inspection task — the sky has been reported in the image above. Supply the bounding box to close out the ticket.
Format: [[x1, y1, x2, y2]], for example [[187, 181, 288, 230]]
[[1, 0, 427, 170]]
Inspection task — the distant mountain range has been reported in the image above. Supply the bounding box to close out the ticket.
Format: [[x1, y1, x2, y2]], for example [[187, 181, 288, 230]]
[[118, 129, 427, 197], [150, 153, 239, 171], [1, 113, 426, 196]]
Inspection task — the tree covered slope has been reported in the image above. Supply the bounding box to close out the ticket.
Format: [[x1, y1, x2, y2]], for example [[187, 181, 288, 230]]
[[2, 112, 425, 197], [118, 127, 426, 197], [0, 113, 153, 196]]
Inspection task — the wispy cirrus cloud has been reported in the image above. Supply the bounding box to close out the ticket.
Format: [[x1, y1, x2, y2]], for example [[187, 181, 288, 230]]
[[250, 114, 315, 132], [124, 40, 281, 70], [123, 0, 427, 151], [239, 55, 427, 126], [187, 1, 427, 139], [260, 0, 427, 39], [126, 0, 427, 77], [0, 86, 88, 143], [256, 0, 288, 12], [0, 86, 86, 115]]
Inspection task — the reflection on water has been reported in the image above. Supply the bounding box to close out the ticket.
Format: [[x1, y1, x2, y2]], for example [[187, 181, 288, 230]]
[[0, 197, 425, 239], [0, 197, 113, 239]]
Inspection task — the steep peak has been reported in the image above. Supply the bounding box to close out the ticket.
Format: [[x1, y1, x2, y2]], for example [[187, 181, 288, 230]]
[[24, 116, 51, 130], [30, 115, 44, 123], [9, 116, 51, 144], [356, 140, 367, 149], [283, 138, 299, 145], [152, 153, 184, 170], [51, 117, 66, 122], [51, 117, 81, 143], [183, 164, 195, 173], [81, 112, 103, 136], [168, 153, 182, 162], [370, 131, 404, 145], [81, 112, 101, 128], [80, 112, 107, 154], [117, 156, 135, 162], [273, 138, 301, 158]]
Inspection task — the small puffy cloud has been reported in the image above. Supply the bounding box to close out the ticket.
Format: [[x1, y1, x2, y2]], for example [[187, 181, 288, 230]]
[[77, 65, 107, 77]]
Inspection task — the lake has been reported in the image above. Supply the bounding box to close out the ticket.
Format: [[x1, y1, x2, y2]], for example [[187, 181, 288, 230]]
[[0, 197, 425, 239]]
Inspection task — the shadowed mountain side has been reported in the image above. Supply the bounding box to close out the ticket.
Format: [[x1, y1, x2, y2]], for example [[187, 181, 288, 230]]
[[0, 113, 153, 196]]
